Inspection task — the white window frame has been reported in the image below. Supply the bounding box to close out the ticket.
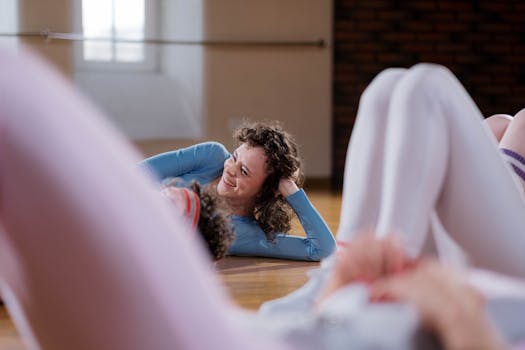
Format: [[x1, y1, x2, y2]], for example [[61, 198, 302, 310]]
[[0, 0, 19, 52], [73, 0, 158, 72]]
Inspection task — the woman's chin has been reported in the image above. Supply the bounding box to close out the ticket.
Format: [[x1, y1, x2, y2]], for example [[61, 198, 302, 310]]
[[216, 181, 228, 196]]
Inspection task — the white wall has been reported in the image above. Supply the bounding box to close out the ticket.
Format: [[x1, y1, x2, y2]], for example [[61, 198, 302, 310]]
[[74, 72, 202, 139], [159, 0, 205, 139], [74, 0, 204, 139]]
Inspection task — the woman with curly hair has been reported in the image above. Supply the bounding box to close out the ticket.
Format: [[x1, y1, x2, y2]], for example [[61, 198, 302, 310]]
[[160, 181, 234, 261], [141, 122, 336, 261]]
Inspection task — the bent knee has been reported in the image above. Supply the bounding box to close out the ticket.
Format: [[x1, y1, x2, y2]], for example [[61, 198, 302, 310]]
[[405, 64, 455, 91], [500, 108, 525, 155], [512, 108, 525, 128], [506, 108, 525, 136], [359, 68, 406, 108], [484, 114, 513, 142], [389, 63, 462, 108]]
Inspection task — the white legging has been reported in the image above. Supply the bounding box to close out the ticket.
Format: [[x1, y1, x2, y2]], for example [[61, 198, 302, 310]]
[[0, 50, 289, 350], [337, 64, 525, 278]]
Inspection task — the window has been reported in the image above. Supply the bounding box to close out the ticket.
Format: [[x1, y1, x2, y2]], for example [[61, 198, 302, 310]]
[[77, 0, 156, 71], [82, 0, 145, 62]]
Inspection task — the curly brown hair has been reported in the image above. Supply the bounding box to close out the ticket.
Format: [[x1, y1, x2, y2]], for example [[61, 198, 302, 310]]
[[234, 121, 304, 241], [189, 182, 235, 261]]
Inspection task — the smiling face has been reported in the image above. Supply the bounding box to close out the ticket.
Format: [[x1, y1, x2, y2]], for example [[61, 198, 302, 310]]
[[216, 143, 268, 207]]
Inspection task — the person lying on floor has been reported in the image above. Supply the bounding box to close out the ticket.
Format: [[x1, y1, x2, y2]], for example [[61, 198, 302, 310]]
[[140, 121, 336, 261]]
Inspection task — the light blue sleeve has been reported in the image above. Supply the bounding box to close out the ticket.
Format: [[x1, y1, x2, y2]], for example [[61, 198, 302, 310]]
[[228, 189, 336, 261], [139, 141, 230, 185]]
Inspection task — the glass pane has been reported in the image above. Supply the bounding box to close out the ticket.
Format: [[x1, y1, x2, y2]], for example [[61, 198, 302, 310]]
[[82, 0, 112, 38], [84, 41, 112, 61], [116, 43, 144, 62], [115, 0, 144, 39], [82, 0, 113, 61]]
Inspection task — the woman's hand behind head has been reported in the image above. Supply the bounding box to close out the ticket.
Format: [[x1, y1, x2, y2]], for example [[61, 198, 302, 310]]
[[278, 176, 300, 197]]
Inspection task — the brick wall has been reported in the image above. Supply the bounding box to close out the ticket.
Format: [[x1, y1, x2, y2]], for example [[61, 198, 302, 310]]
[[332, 0, 525, 187]]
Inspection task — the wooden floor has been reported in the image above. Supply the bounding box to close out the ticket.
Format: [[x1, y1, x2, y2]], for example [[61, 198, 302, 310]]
[[0, 189, 342, 348], [216, 188, 342, 309]]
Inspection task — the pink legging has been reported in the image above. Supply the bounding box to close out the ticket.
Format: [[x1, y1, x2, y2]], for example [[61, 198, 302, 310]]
[[337, 64, 525, 278], [0, 50, 289, 350]]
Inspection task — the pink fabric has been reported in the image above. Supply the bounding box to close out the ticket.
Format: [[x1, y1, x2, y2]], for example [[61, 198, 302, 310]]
[[513, 341, 525, 350], [0, 49, 285, 350]]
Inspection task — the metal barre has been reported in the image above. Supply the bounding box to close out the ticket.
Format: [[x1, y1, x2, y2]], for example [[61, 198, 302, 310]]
[[0, 30, 326, 48]]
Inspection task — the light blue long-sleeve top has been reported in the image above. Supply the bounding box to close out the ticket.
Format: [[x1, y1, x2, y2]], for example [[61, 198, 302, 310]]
[[140, 141, 336, 261]]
